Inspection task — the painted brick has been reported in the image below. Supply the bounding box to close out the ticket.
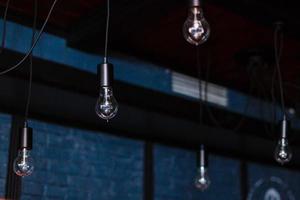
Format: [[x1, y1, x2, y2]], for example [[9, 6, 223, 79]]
[[21, 194, 45, 200], [154, 145, 241, 200], [22, 181, 44, 196], [0, 113, 11, 198], [44, 185, 67, 198], [21, 119, 144, 200]]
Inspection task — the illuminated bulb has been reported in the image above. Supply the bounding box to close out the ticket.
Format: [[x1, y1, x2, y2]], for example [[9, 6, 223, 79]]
[[13, 148, 34, 177], [183, 0, 210, 46], [194, 166, 211, 191], [194, 145, 210, 191], [274, 138, 292, 165], [274, 117, 292, 165], [95, 63, 118, 120], [95, 86, 118, 120]]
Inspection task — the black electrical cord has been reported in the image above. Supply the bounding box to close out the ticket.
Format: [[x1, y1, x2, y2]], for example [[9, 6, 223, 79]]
[[274, 24, 286, 118], [103, 0, 110, 63], [196, 46, 203, 124], [232, 81, 254, 132], [24, 0, 37, 124], [251, 72, 273, 136], [0, 0, 11, 54], [271, 67, 278, 124], [202, 49, 254, 132], [0, 0, 58, 76], [271, 25, 283, 125], [202, 52, 223, 128]]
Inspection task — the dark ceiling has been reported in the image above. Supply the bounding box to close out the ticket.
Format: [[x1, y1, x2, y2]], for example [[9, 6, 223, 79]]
[[1, 0, 300, 108]]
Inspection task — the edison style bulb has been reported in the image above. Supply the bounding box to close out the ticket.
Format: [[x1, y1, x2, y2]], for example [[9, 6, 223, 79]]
[[13, 148, 34, 177], [274, 138, 292, 165], [194, 166, 211, 191], [95, 86, 118, 120], [183, 7, 210, 46]]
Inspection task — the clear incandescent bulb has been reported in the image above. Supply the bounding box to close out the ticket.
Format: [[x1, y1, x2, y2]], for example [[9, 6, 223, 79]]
[[95, 86, 118, 120], [194, 166, 211, 191], [13, 148, 34, 177], [183, 7, 210, 46], [274, 138, 292, 165]]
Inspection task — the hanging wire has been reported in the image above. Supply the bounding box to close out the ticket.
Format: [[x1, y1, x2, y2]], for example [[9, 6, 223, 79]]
[[202, 50, 224, 128], [0, 0, 59, 76], [0, 0, 11, 54], [103, 0, 110, 63], [274, 23, 286, 118], [271, 25, 283, 125], [196, 47, 205, 169], [24, 0, 38, 124], [196, 46, 203, 124], [201, 49, 254, 132], [252, 71, 274, 136], [271, 67, 278, 128]]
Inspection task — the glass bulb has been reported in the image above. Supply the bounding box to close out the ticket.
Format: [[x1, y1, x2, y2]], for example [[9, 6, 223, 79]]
[[194, 166, 211, 191], [183, 7, 210, 46], [95, 86, 118, 120], [13, 148, 34, 177], [274, 138, 292, 165]]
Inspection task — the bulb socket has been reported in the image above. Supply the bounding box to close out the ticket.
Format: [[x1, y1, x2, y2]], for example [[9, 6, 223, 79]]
[[19, 125, 33, 150], [97, 63, 114, 87], [189, 0, 201, 7], [280, 117, 290, 139], [198, 145, 208, 167]]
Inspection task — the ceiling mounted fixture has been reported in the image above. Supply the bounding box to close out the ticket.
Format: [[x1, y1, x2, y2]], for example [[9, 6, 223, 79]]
[[95, 0, 118, 121], [183, 0, 210, 46]]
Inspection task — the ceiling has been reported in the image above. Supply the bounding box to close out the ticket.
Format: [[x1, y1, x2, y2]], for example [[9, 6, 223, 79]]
[[1, 0, 300, 110]]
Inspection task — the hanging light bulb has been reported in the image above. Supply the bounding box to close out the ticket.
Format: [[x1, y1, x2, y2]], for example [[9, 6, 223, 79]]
[[194, 145, 211, 191], [183, 0, 210, 46], [14, 148, 34, 177], [273, 23, 292, 165], [13, 122, 34, 177], [95, 0, 118, 121], [274, 117, 292, 165], [95, 63, 118, 120]]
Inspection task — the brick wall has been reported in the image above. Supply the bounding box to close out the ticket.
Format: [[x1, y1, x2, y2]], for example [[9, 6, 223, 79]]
[[0, 114, 11, 198], [0, 116, 298, 199], [154, 145, 241, 200], [21, 120, 144, 200]]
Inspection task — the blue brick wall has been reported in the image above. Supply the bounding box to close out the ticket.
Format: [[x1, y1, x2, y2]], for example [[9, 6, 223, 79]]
[[154, 145, 241, 200], [0, 115, 300, 199], [0, 113, 11, 198], [0, 114, 299, 200], [21, 120, 144, 200]]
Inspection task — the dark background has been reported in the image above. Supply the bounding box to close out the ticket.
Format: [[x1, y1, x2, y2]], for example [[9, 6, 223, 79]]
[[0, 0, 299, 199]]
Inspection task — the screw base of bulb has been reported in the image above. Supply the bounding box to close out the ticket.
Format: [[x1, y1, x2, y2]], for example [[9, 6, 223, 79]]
[[19, 125, 33, 150], [97, 63, 114, 87], [189, 0, 201, 7]]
